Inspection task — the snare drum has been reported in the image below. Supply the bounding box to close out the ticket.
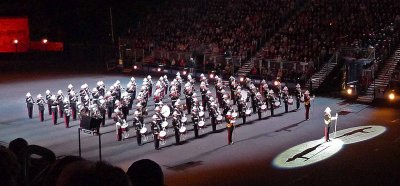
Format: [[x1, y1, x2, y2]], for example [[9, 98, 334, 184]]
[[198, 120, 205, 127], [288, 97, 294, 105], [161, 121, 168, 128], [260, 104, 267, 111], [199, 111, 205, 117], [216, 115, 223, 121], [179, 126, 186, 133], [140, 127, 147, 134], [274, 100, 281, 108], [181, 116, 187, 123], [245, 109, 252, 116], [159, 131, 167, 139], [232, 112, 238, 118]]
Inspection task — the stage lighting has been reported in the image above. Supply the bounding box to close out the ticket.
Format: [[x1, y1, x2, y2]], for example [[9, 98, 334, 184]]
[[157, 67, 162, 72], [133, 65, 138, 69], [388, 91, 395, 100], [42, 38, 48, 44], [274, 80, 280, 86], [209, 73, 214, 78], [183, 70, 187, 75], [13, 39, 18, 44], [239, 77, 244, 82]]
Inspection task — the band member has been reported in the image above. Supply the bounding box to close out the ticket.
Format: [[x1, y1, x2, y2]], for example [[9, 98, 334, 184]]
[[199, 73, 208, 85], [97, 81, 106, 97], [262, 83, 270, 109], [250, 86, 257, 113], [26, 92, 34, 119], [132, 111, 144, 145], [45, 90, 52, 115], [260, 79, 267, 96], [67, 84, 74, 95], [215, 82, 224, 108], [153, 89, 162, 107], [114, 80, 122, 100], [170, 86, 179, 107], [255, 92, 263, 120], [63, 98, 71, 128], [295, 84, 302, 110], [282, 86, 289, 113], [135, 102, 145, 125], [50, 95, 58, 125], [234, 86, 242, 106], [238, 98, 247, 124], [69, 91, 78, 120], [126, 82, 136, 109], [222, 94, 230, 115], [90, 88, 99, 105], [151, 115, 161, 150], [184, 82, 193, 114], [121, 92, 130, 119], [230, 77, 237, 105], [98, 98, 107, 127], [304, 90, 312, 120], [147, 75, 153, 97], [114, 108, 129, 141], [267, 90, 275, 116], [191, 106, 200, 138], [79, 84, 88, 103], [172, 103, 183, 144], [209, 102, 218, 132], [36, 94, 45, 122], [105, 91, 114, 119], [226, 111, 235, 145], [163, 75, 169, 95], [200, 82, 208, 111], [57, 90, 65, 118], [323, 107, 337, 142]]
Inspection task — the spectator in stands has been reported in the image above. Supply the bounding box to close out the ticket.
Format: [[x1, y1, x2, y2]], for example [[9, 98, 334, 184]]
[[0, 145, 20, 186], [126, 159, 164, 186], [56, 160, 131, 186]]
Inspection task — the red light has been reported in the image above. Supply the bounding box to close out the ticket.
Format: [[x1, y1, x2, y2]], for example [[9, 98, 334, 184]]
[[13, 39, 18, 44], [42, 38, 48, 44]]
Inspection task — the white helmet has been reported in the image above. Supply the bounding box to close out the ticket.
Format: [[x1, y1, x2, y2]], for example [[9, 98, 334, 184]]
[[68, 84, 73, 89], [105, 91, 111, 97], [84, 83, 89, 88], [207, 90, 211, 95], [114, 108, 121, 113], [81, 85, 85, 89], [97, 81, 102, 86], [227, 111, 232, 115], [269, 90, 274, 94], [115, 100, 120, 105], [131, 77, 135, 81], [296, 84, 301, 88], [143, 78, 148, 82], [110, 86, 115, 90], [200, 73, 204, 77], [57, 90, 63, 95], [163, 75, 168, 79], [159, 76, 164, 80], [92, 88, 98, 92], [152, 114, 158, 119], [116, 80, 120, 84], [147, 75, 152, 79], [37, 94, 42, 99], [256, 92, 261, 97], [46, 90, 51, 95], [237, 86, 241, 90], [26, 92, 31, 97], [200, 82, 205, 86], [136, 103, 142, 107], [51, 95, 56, 100], [283, 86, 288, 91], [304, 90, 310, 95], [174, 102, 180, 106], [99, 99, 105, 104], [176, 72, 180, 76], [325, 107, 331, 113]]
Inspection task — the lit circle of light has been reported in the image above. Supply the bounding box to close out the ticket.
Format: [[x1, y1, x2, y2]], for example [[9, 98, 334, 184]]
[[327, 125, 386, 145], [273, 138, 344, 169]]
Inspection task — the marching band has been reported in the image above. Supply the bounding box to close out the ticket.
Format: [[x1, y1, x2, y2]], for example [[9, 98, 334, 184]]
[[24, 73, 317, 150]]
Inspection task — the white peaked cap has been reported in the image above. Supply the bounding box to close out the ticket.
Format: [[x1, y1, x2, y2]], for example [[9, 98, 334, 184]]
[[92, 88, 98, 92], [304, 90, 310, 94], [147, 75, 151, 79], [51, 95, 56, 100], [269, 90, 274, 94], [46, 90, 51, 94], [136, 103, 142, 107], [37, 94, 42, 99], [58, 90, 63, 95], [97, 81, 102, 86], [131, 77, 135, 81], [163, 75, 167, 79], [325, 107, 331, 113], [283, 86, 288, 91], [152, 114, 158, 119], [81, 85, 85, 89], [68, 84, 73, 89], [26, 92, 31, 97], [116, 80, 120, 84], [159, 76, 164, 80], [70, 91, 75, 96]]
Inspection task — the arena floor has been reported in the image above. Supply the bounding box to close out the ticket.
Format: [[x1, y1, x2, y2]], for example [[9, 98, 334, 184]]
[[1, 72, 400, 185]]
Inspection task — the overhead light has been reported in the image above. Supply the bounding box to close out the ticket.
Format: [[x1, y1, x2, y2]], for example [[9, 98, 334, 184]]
[[42, 38, 48, 44], [209, 73, 214, 78], [157, 67, 161, 72], [274, 80, 280, 86], [133, 65, 137, 69], [13, 39, 18, 44], [346, 88, 352, 95], [389, 92, 395, 100], [182, 70, 187, 75]]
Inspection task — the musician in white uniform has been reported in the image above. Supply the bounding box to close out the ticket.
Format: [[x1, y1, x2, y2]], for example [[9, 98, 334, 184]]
[[36, 94, 45, 122], [295, 84, 302, 110], [282, 86, 289, 113], [132, 111, 144, 146], [26, 92, 35, 119], [323, 107, 337, 142]]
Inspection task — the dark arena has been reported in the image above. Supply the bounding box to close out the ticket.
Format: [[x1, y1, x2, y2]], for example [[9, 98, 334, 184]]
[[2, 0, 400, 185]]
